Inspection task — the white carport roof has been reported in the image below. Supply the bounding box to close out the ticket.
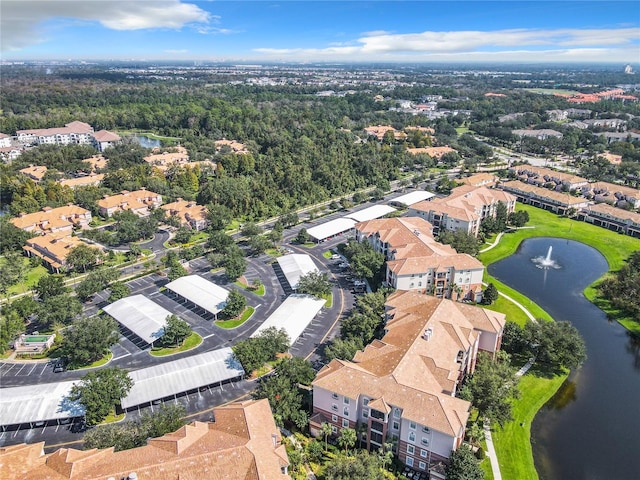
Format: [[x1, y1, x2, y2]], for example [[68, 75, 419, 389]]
[[103, 294, 170, 345], [0, 381, 84, 426], [389, 190, 435, 206], [251, 294, 326, 344], [307, 218, 357, 241], [165, 275, 229, 315], [276, 254, 319, 290], [344, 204, 397, 222], [121, 347, 244, 409]]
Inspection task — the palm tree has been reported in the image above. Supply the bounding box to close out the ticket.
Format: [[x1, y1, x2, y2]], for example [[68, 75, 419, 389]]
[[320, 422, 333, 452], [338, 427, 356, 455]]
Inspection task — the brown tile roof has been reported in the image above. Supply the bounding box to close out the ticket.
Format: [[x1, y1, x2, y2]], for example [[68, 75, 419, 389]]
[[459, 173, 498, 187], [0, 399, 289, 480], [59, 174, 104, 189], [19, 165, 48, 181], [364, 125, 407, 140], [582, 203, 640, 224], [404, 126, 435, 135], [406, 146, 456, 159], [161, 199, 207, 227], [92, 130, 120, 142], [387, 253, 483, 275], [83, 155, 107, 171], [412, 185, 515, 220], [17, 121, 93, 137], [144, 146, 190, 169], [500, 180, 592, 206], [313, 292, 507, 435], [511, 166, 588, 186], [215, 139, 249, 154], [24, 233, 95, 269], [10, 205, 91, 233], [587, 181, 640, 201], [97, 189, 162, 211]]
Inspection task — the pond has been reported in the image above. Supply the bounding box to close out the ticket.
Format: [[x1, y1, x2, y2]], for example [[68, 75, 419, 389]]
[[488, 237, 640, 480], [131, 134, 161, 149]]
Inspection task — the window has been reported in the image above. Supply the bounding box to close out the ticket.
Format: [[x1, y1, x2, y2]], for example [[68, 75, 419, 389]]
[[393, 407, 401, 419], [331, 414, 337, 422], [361, 432, 367, 440], [332, 393, 339, 400], [421, 437, 429, 446], [407, 445, 415, 455], [422, 426, 430, 434], [420, 449, 428, 458], [409, 432, 416, 442], [392, 421, 399, 431], [418, 281, 422, 287], [342, 419, 349, 428], [344, 397, 350, 405], [363, 398, 370, 406], [410, 421, 416, 430], [343, 407, 349, 416], [419, 461, 426, 470], [331, 425, 337, 434], [406, 457, 414, 467], [363, 408, 369, 419], [332, 403, 338, 411]]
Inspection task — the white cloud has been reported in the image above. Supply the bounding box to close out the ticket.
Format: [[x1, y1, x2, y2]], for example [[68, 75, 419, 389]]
[[1, 0, 211, 51], [254, 27, 640, 62]]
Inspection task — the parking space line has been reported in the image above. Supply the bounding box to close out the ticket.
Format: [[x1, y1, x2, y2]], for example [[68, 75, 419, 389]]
[[13, 365, 26, 375], [26, 364, 38, 376]]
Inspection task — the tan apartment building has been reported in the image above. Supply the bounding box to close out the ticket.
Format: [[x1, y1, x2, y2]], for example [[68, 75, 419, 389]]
[[581, 181, 640, 209], [406, 146, 456, 160], [161, 199, 208, 230], [17, 121, 94, 146], [355, 217, 484, 300], [459, 172, 499, 188], [91, 130, 121, 152], [11, 205, 92, 235], [59, 173, 105, 189], [19, 165, 48, 182], [500, 180, 592, 215], [0, 399, 290, 480], [23, 233, 100, 272], [310, 291, 505, 477], [510, 166, 589, 191], [364, 125, 408, 141], [578, 203, 640, 238], [215, 139, 250, 154], [143, 146, 190, 171], [408, 185, 516, 237], [97, 189, 162, 217]]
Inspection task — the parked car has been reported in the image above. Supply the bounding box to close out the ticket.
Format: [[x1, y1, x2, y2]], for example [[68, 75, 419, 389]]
[[53, 358, 67, 373]]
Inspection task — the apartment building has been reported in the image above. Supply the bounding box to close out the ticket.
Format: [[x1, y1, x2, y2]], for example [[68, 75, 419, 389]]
[[500, 180, 591, 215], [408, 185, 516, 237], [581, 181, 640, 209], [23, 233, 99, 272], [0, 399, 290, 480], [19, 165, 48, 182], [406, 146, 456, 159], [10, 205, 92, 235], [364, 125, 408, 141], [92, 130, 121, 152], [512, 128, 563, 140], [161, 198, 208, 230], [215, 139, 250, 154], [310, 291, 505, 476], [510, 166, 589, 191], [97, 189, 163, 217], [59, 173, 105, 189], [17, 121, 94, 146], [355, 217, 484, 300], [0, 133, 13, 148], [578, 203, 640, 238], [459, 173, 499, 188]]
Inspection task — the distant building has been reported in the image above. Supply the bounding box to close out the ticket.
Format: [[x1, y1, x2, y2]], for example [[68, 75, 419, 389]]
[[59, 173, 105, 189], [459, 173, 499, 188], [215, 139, 250, 154], [161, 198, 208, 230], [512, 129, 563, 140], [19, 165, 48, 182], [23, 233, 100, 273], [97, 189, 162, 217], [364, 125, 407, 141], [406, 146, 456, 159], [500, 180, 592, 215], [91, 130, 121, 152], [0, 133, 12, 148], [17, 121, 94, 146], [11, 205, 92, 235], [510, 166, 589, 191]]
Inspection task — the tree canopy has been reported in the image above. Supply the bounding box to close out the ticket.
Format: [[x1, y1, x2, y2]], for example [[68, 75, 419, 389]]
[[60, 315, 119, 367]]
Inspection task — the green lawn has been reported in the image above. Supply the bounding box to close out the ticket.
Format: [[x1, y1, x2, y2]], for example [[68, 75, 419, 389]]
[[150, 332, 202, 356], [116, 130, 182, 142], [492, 372, 567, 480], [322, 251, 333, 259], [99, 409, 126, 425], [456, 126, 472, 135], [0, 256, 48, 295], [215, 306, 255, 329], [322, 292, 333, 308], [235, 279, 266, 296]]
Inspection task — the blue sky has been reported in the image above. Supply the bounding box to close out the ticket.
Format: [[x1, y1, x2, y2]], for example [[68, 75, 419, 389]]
[[2, 1, 639, 63]]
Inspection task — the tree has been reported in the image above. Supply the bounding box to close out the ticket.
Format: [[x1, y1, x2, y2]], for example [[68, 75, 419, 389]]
[[0, 310, 25, 351], [173, 227, 192, 245], [296, 271, 331, 297], [167, 262, 188, 281], [438, 230, 481, 256], [66, 243, 100, 272], [296, 228, 310, 244], [524, 320, 587, 370], [446, 444, 484, 480], [223, 254, 246, 282], [241, 222, 263, 238], [0, 251, 28, 296], [0, 217, 33, 253], [508, 210, 530, 228], [337, 427, 357, 455], [254, 372, 308, 428], [249, 234, 272, 255], [206, 203, 233, 231], [279, 211, 299, 228], [35, 275, 67, 301], [161, 314, 192, 347], [60, 316, 119, 367], [465, 351, 520, 426], [501, 321, 529, 356], [274, 356, 315, 386], [482, 283, 499, 305], [324, 337, 363, 361], [67, 367, 133, 425], [108, 282, 131, 303], [37, 294, 82, 328], [207, 230, 234, 251], [341, 240, 384, 280], [494, 201, 509, 232], [466, 420, 485, 447], [320, 421, 334, 452], [75, 268, 120, 302], [220, 290, 247, 319], [233, 327, 290, 373], [323, 450, 387, 480]]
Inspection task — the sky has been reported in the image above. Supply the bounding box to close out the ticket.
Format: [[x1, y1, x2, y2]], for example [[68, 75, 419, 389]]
[[1, 1, 639, 63]]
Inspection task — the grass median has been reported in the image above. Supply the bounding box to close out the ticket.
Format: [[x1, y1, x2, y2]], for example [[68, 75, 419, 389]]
[[150, 332, 202, 357]]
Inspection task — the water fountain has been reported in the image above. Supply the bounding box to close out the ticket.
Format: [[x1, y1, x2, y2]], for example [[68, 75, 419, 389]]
[[532, 246, 560, 270]]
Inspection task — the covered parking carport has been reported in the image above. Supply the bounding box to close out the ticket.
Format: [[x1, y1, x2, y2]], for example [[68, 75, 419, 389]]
[[275, 254, 320, 293], [0, 381, 84, 433], [306, 217, 357, 243], [121, 347, 245, 411], [165, 275, 230, 320], [251, 294, 326, 345], [103, 294, 171, 348]]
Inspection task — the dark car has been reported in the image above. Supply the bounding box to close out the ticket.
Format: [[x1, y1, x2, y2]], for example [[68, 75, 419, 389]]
[[53, 358, 67, 373]]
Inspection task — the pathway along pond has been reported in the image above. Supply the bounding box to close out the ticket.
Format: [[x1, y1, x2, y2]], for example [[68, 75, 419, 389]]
[[488, 237, 640, 480]]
